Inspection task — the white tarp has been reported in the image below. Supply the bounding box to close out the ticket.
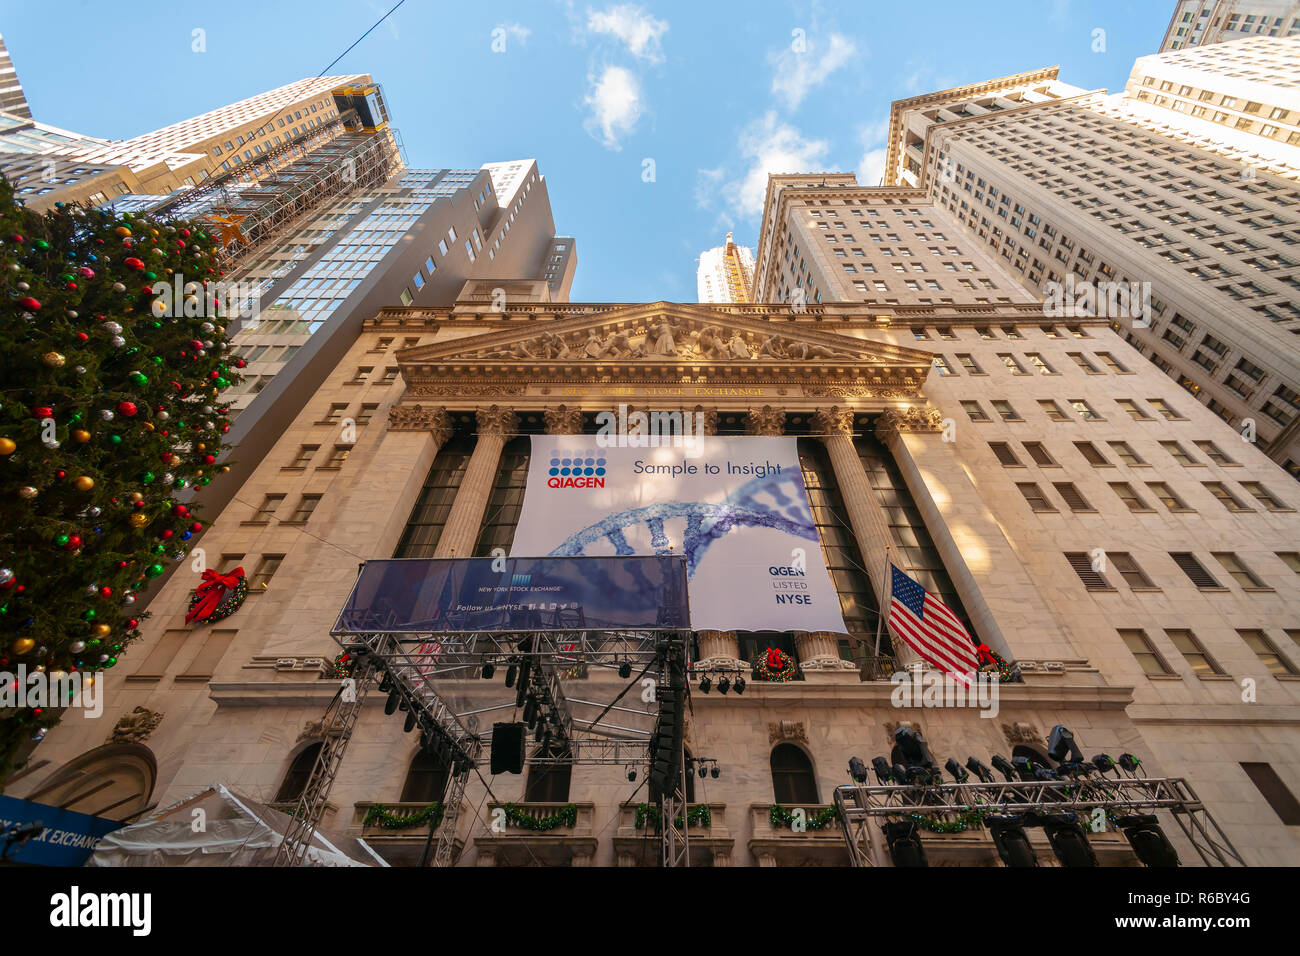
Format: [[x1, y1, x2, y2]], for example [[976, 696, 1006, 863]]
[[510, 435, 848, 633], [87, 783, 378, 867]]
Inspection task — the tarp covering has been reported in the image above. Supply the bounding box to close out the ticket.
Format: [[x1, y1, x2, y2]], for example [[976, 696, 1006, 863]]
[[87, 783, 382, 867]]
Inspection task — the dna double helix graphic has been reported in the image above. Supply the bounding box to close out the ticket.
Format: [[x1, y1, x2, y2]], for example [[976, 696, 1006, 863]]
[[546, 469, 817, 578]]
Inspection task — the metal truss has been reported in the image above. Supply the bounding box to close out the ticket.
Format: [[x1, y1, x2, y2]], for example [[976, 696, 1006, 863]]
[[370, 629, 669, 677], [833, 775, 1245, 868]]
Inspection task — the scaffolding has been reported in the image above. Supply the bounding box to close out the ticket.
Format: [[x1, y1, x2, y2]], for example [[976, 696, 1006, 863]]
[[833, 775, 1246, 868]]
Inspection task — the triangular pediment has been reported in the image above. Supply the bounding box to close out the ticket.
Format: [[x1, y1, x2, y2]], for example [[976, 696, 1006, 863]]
[[395, 301, 934, 382]]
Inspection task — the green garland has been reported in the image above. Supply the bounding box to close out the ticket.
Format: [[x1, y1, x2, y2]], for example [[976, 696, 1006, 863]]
[[500, 802, 577, 831], [363, 802, 443, 830], [329, 651, 354, 680], [896, 806, 1120, 834], [769, 804, 838, 831], [634, 802, 711, 830]]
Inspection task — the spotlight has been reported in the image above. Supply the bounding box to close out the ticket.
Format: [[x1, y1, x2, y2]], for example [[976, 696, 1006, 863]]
[[894, 727, 936, 770], [627, 768, 637, 782], [1116, 814, 1179, 867], [1118, 753, 1143, 775], [717, 676, 731, 694], [384, 690, 401, 716], [522, 697, 538, 726], [1048, 724, 1083, 764], [403, 710, 417, 733], [988, 814, 1038, 867], [732, 676, 746, 695], [882, 821, 928, 867], [481, 662, 495, 680], [534, 723, 545, 743], [871, 757, 894, 784], [698, 765, 707, 778], [710, 766, 719, 779], [505, 664, 518, 688], [1011, 756, 1036, 782], [618, 662, 632, 679], [966, 757, 995, 783], [1038, 812, 1098, 867], [848, 757, 869, 783], [1091, 753, 1116, 775], [944, 757, 969, 783], [991, 754, 1017, 782], [892, 763, 909, 785], [699, 674, 712, 693], [378, 674, 393, 694]]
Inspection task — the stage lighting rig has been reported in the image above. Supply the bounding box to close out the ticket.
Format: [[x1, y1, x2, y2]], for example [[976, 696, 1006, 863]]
[[732, 675, 746, 695], [944, 757, 969, 783], [991, 754, 1017, 782], [848, 757, 869, 783], [618, 662, 632, 679], [1118, 753, 1143, 776], [1116, 814, 1180, 867], [965, 756, 995, 783], [1037, 812, 1098, 867], [871, 757, 894, 785], [480, 662, 495, 680], [882, 821, 928, 867], [1047, 724, 1084, 765], [987, 814, 1038, 867], [1091, 753, 1116, 776], [699, 674, 712, 693]]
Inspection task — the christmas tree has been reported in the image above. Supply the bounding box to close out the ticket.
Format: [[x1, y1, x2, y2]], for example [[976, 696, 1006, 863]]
[[0, 177, 244, 778]]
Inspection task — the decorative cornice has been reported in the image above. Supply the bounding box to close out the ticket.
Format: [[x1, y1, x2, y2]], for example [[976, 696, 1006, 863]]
[[387, 404, 453, 443], [875, 406, 944, 442], [768, 720, 809, 746], [543, 404, 584, 435], [476, 405, 519, 436], [745, 405, 786, 436], [810, 406, 855, 437]]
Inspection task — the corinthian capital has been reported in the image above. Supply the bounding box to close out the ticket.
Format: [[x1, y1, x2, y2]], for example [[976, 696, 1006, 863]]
[[476, 404, 519, 436], [745, 405, 786, 436], [543, 404, 584, 435], [810, 406, 855, 438], [875, 405, 944, 443], [388, 404, 453, 444]]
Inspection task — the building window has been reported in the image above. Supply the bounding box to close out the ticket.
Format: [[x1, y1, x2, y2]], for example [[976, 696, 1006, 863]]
[[1239, 482, 1287, 511], [1119, 628, 1173, 676], [400, 750, 451, 804], [1017, 482, 1055, 512], [1170, 552, 1221, 588], [1160, 441, 1196, 465], [1148, 483, 1190, 512], [1148, 398, 1184, 421], [524, 743, 571, 802], [770, 743, 819, 805], [322, 444, 351, 469], [1053, 482, 1094, 511], [473, 437, 531, 555], [1107, 441, 1144, 465], [395, 434, 474, 557], [1074, 441, 1109, 466], [1240, 763, 1300, 825], [1117, 399, 1152, 421], [1110, 482, 1152, 512], [1194, 441, 1235, 465], [1110, 552, 1155, 589], [290, 494, 322, 522], [250, 554, 285, 591], [321, 403, 348, 424], [992, 400, 1022, 421], [253, 494, 284, 521], [1065, 552, 1111, 590], [1165, 629, 1223, 676], [989, 442, 1021, 466], [960, 400, 990, 422], [287, 444, 318, 469], [1022, 442, 1055, 466], [355, 403, 380, 426], [1204, 482, 1252, 512], [275, 743, 322, 803], [1238, 630, 1298, 676], [1038, 400, 1069, 422]]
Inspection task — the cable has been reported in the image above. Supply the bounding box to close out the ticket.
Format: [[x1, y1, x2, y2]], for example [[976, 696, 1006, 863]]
[[318, 0, 408, 78]]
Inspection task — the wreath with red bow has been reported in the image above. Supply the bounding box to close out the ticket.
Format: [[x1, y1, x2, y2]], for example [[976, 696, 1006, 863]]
[[185, 567, 248, 625], [754, 646, 797, 682], [975, 643, 1017, 683]]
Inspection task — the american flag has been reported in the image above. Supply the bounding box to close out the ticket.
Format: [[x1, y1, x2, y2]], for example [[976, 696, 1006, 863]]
[[887, 565, 978, 678]]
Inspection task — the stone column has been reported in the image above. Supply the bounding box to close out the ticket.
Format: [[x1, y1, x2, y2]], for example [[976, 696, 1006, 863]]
[[744, 405, 785, 437], [433, 405, 518, 558], [876, 408, 1014, 663], [695, 408, 742, 668], [810, 406, 921, 670], [543, 404, 583, 436]]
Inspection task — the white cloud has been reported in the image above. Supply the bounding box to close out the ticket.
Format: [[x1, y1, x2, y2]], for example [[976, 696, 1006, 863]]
[[694, 166, 724, 210], [586, 4, 669, 63], [496, 22, 532, 46], [722, 112, 831, 219], [856, 119, 890, 187], [583, 65, 644, 150], [770, 32, 856, 110]]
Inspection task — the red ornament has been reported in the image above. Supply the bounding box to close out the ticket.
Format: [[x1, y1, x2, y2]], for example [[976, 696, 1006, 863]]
[[10, 233, 22, 242], [75, 331, 89, 341], [161, 529, 173, 539], [208, 370, 219, 379], [234, 359, 246, 368], [99, 586, 112, 597], [30, 406, 52, 418], [66, 534, 82, 550], [203, 454, 216, 464], [190, 522, 202, 532], [117, 401, 137, 417], [172, 504, 188, 517], [123, 257, 145, 271], [127, 618, 139, 629], [17, 296, 41, 311]]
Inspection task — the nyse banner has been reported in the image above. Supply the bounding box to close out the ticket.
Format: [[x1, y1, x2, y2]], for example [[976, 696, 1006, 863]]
[[511, 435, 848, 633]]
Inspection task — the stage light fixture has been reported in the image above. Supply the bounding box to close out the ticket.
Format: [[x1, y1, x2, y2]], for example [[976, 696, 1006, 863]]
[[710, 766, 719, 779], [378, 674, 393, 694], [988, 814, 1039, 868], [871, 757, 893, 784], [732, 676, 745, 695], [1038, 812, 1098, 867], [522, 697, 538, 726], [618, 662, 632, 679], [403, 710, 417, 733], [1047, 724, 1084, 764], [1116, 814, 1180, 867], [505, 664, 518, 688], [966, 757, 995, 783], [699, 674, 712, 693], [534, 723, 545, 743], [717, 676, 731, 694], [848, 757, 869, 783], [882, 821, 928, 868], [894, 727, 936, 770], [481, 662, 495, 680], [698, 765, 707, 778], [627, 769, 637, 782], [944, 757, 969, 783], [1118, 753, 1143, 775], [892, 763, 909, 784], [384, 690, 401, 716], [991, 754, 1017, 782], [1091, 753, 1116, 775]]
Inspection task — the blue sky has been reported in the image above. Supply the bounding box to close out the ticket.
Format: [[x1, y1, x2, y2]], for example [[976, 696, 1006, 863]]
[[2, 0, 1172, 301]]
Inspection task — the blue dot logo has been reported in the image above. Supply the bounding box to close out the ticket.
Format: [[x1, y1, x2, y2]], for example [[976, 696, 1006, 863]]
[[595, 467, 606, 476], [549, 467, 559, 476]]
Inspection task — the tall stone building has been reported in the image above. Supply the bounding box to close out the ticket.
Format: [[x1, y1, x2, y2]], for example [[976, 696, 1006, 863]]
[[697, 232, 756, 303], [1161, 1, 1300, 50], [883, 55, 1300, 478], [14, 167, 1300, 866]]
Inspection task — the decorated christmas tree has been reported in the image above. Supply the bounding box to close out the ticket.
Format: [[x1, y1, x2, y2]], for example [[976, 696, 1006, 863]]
[[0, 177, 244, 778]]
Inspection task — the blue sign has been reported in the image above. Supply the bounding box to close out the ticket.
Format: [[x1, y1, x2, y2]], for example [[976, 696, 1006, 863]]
[[0, 795, 124, 867], [332, 555, 689, 634]]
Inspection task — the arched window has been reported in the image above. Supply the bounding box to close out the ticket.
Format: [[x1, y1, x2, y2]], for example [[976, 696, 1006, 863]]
[[275, 742, 322, 804], [400, 749, 451, 804], [524, 742, 571, 803], [770, 743, 819, 805]]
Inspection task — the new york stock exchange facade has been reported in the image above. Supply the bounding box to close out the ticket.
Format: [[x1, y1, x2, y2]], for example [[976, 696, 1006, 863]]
[[18, 280, 1300, 867]]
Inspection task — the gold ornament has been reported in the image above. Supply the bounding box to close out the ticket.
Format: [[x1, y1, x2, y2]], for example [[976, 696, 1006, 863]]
[[12, 637, 35, 654], [93, 623, 111, 637], [17, 486, 37, 499], [220, 466, 230, 473], [43, 351, 66, 368], [0, 437, 15, 455], [72, 429, 91, 443], [128, 513, 148, 528], [73, 475, 94, 491], [129, 492, 143, 502], [197, 443, 206, 452], [142, 422, 154, 431]]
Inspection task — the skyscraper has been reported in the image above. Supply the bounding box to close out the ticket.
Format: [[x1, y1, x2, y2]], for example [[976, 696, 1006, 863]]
[[1160, 0, 1300, 50], [0, 33, 32, 118], [697, 232, 755, 302], [882, 54, 1300, 477]]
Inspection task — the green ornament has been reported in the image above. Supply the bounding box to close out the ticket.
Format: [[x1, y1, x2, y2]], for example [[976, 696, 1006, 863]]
[[143, 271, 157, 280], [150, 321, 161, 329], [34, 239, 49, 250], [54, 534, 70, 547], [70, 412, 82, 422], [215, 377, 229, 388], [145, 564, 165, 578], [199, 476, 210, 485], [83, 609, 96, 621], [141, 472, 155, 483], [151, 544, 165, 555], [151, 355, 163, 364], [175, 478, 187, 488], [105, 657, 117, 667], [110, 435, 122, 444], [129, 372, 148, 386]]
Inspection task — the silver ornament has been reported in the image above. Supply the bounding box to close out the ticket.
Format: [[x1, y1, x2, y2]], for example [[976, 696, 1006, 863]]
[[100, 409, 114, 421], [161, 473, 175, 485], [112, 282, 126, 292], [0, 567, 14, 586], [16, 281, 29, 291], [122, 594, 135, 606], [69, 641, 85, 653], [111, 336, 126, 347], [103, 321, 122, 334], [74, 365, 86, 374], [157, 411, 169, 421]]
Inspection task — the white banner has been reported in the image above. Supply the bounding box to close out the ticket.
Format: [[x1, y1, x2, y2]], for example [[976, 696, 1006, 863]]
[[510, 435, 848, 633]]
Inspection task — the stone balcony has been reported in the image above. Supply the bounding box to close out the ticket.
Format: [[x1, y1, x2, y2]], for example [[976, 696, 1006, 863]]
[[473, 802, 598, 866], [350, 801, 465, 867], [612, 802, 734, 866], [749, 803, 856, 866]]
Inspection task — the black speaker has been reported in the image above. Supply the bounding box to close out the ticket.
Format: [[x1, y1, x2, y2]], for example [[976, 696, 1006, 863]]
[[490, 721, 526, 775]]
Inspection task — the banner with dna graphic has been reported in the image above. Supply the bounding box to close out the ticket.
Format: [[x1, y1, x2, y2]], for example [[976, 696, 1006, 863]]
[[510, 436, 848, 634]]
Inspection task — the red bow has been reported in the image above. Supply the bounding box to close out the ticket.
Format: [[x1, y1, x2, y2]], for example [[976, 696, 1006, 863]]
[[765, 647, 783, 668], [186, 567, 244, 623], [976, 643, 996, 666]]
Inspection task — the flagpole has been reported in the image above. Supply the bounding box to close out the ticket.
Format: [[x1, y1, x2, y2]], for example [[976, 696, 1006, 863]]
[[874, 547, 891, 661]]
